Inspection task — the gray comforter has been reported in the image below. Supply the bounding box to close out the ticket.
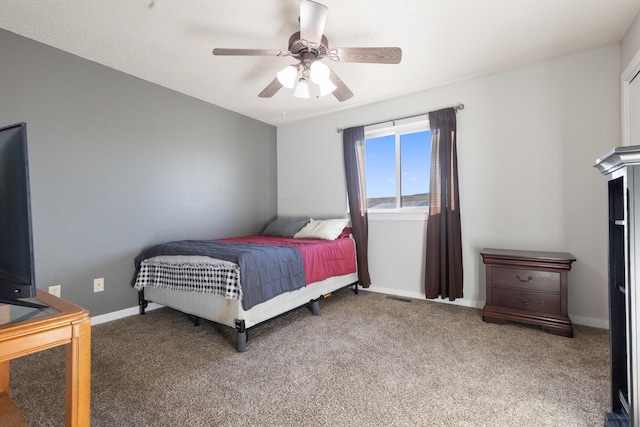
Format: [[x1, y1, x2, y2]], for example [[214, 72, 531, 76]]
[[134, 240, 306, 310]]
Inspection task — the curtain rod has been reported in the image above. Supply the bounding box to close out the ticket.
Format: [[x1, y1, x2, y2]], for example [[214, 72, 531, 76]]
[[336, 103, 464, 133]]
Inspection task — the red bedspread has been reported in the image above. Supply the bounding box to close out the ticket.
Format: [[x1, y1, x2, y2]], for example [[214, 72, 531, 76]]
[[219, 235, 356, 285]]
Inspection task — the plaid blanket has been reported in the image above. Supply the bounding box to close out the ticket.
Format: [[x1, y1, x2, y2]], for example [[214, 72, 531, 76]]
[[134, 255, 241, 300]]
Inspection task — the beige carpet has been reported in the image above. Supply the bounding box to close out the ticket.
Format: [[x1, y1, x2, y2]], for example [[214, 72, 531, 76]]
[[9, 289, 609, 426]]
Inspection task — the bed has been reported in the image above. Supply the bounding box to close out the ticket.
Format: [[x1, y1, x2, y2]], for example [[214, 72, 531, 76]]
[[133, 218, 359, 352]]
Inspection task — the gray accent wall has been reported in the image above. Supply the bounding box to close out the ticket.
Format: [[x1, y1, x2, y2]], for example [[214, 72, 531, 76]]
[[0, 29, 277, 316]]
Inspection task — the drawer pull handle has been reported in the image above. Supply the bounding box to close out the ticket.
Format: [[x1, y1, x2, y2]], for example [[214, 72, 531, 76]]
[[516, 275, 532, 282], [515, 296, 534, 305]]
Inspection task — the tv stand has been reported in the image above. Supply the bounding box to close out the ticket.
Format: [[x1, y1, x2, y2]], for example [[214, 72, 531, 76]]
[[0, 289, 90, 426], [0, 297, 47, 309]]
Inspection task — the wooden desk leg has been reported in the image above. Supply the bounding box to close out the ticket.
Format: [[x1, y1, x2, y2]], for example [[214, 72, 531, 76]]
[[0, 361, 9, 393], [65, 317, 91, 427]]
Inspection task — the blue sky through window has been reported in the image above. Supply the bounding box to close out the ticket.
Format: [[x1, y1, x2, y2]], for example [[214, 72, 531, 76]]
[[401, 131, 431, 197], [365, 130, 431, 200], [365, 134, 395, 198]]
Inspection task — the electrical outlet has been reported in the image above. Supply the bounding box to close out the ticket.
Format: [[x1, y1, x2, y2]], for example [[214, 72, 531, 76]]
[[48, 285, 61, 298], [94, 277, 104, 293]]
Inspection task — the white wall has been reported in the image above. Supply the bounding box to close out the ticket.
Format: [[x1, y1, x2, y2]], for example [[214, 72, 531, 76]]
[[622, 10, 640, 72], [277, 45, 620, 328]]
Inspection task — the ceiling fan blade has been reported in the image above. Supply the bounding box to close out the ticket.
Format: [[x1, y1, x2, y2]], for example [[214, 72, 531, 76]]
[[329, 47, 402, 64], [329, 71, 353, 102], [213, 48, 288, 57], [300, 0, 328, 46], [258, 78, 283, 98]]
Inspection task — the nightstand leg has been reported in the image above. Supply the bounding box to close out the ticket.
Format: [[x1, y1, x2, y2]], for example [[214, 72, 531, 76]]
[[482, 310, 506, 324]]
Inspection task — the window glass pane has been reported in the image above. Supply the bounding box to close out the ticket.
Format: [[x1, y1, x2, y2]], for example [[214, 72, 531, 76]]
[[365, 134, 396, 209], [400, 130, 430, 207]]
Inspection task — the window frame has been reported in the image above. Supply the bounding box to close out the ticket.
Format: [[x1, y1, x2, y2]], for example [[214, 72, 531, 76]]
[[364, 115, 430, 220]]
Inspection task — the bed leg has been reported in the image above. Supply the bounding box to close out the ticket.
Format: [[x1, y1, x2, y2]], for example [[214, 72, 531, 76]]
[[353, 282, 359, 294], [309, 299, 321, 316], [189, 315, 200, 326], [138, 290, 148, 315], [235, 319, 247, 353]]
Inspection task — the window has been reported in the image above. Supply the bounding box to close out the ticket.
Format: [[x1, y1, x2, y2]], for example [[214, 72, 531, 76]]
[[364, 117, 431, 211]]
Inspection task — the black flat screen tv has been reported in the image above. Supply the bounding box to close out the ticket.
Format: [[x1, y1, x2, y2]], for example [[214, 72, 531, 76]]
[[0, 122, 43, 308]]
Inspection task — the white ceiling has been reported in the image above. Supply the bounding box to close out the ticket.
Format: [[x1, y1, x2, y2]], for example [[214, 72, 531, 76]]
[[2, 0, 639, 126]]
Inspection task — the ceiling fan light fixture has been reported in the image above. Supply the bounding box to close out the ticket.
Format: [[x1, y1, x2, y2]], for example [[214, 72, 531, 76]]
[[309, 61, 330, 84], [276, 65, 298, 89], [213, 0, 400, 103], [293, 79, 310, 99], [318, 78, 337, 97]]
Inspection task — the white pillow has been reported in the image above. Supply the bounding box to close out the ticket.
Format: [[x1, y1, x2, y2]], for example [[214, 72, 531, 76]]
[[294, 218, 350, 240]]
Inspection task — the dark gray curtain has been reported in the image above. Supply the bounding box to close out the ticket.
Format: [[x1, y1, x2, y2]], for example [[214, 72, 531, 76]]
[[424, 108, 463, 300], [343, 126, 371, 288]]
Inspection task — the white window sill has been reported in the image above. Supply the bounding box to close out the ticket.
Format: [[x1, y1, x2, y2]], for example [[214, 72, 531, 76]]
[[368, 210, 428, 221]]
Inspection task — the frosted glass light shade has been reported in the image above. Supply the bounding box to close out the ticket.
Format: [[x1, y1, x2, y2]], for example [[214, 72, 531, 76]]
[[310, 61, 330, 84], [276, 65, 297, 89], [293, 79, 310, 98], [318, 79, 337, 97]]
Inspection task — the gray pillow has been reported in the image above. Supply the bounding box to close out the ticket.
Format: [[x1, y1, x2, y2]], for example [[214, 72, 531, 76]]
[[262, 217, 311, 237]]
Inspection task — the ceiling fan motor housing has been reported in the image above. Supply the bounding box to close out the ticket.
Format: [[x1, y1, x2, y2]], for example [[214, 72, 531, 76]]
[[288, 31, 329, 57]]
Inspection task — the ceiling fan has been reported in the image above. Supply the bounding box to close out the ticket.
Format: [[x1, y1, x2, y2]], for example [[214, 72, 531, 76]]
[[212, 0, 402, 102]]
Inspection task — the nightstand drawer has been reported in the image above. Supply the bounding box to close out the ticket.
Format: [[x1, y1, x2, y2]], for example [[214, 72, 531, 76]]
[[491, 267, 560, 293], [481, 248, 574, 337], [492, 287, 561, 315]]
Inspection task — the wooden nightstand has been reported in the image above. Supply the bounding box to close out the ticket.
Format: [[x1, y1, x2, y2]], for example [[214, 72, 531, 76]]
[[480, 248, 575, 337]]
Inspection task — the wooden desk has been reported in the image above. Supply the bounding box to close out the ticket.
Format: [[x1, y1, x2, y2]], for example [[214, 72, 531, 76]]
[[0, 290, 90, 426]]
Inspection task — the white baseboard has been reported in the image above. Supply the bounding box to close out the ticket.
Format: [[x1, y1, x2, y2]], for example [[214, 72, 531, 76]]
[[90, 302, 163, 326], [569, 315, 608, 329], [362, 285, 609, 329], [362, 285, 484, 309], [90, 287, 609, 330]]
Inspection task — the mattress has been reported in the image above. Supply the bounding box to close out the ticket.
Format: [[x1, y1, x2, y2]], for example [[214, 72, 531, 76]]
[[134, 235, 357, 309]]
